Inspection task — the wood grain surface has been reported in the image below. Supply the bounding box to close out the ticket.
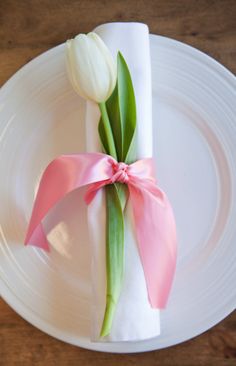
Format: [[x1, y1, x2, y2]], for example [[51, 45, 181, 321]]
[[0, 0, 235, 365]]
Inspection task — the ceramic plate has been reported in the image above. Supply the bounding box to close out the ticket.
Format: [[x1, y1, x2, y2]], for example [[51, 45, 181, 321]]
[[0, 35, 236, 353]]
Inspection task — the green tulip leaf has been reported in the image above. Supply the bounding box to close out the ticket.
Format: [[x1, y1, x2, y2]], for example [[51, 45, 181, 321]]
[[117, 51, 137, 163], [99, 51, 136, 164]]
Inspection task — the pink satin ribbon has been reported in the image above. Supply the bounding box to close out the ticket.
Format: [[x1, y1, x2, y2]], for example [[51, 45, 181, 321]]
[[25, 152, 177, 308]]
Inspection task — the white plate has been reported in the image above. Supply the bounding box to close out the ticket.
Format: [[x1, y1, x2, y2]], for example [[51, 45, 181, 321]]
[[0, 35, 235, 353]]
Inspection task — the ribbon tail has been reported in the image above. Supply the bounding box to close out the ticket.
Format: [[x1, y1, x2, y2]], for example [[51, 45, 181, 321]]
[[24, 153, 113, 250], [129, 182, 177, 308], [25, 223, 50, 251]]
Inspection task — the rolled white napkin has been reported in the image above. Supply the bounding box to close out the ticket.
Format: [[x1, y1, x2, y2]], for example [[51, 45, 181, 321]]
[[86, 22, 160, 341]]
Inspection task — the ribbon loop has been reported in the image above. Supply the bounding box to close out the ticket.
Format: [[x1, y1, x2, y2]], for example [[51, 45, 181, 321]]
[[25, 152, 177, 308]]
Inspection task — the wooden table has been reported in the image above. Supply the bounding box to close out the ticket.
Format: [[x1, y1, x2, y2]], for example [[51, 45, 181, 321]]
[[0, 1, 235, 365]]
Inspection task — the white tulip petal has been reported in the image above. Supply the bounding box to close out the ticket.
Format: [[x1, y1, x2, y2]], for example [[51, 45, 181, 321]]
[[88, 32, 117, 98], [66, 40, 86, 99]]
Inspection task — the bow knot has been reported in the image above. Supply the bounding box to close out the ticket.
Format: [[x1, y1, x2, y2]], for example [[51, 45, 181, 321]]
[[111, 161, 129, 184]]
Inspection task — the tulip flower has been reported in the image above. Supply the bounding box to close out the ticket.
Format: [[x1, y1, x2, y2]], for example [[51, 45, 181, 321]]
[[66, 32, 116, 103], [66, 32, 117, 159]]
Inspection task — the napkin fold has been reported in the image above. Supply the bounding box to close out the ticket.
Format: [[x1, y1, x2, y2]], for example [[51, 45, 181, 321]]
[[86, 22, 160, 342]]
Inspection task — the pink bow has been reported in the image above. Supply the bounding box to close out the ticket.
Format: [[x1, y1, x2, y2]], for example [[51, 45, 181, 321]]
[[25, 152, 177, 308]]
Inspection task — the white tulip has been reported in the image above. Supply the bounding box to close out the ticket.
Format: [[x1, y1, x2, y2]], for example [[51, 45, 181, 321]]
[[66, 32, 116, 103]]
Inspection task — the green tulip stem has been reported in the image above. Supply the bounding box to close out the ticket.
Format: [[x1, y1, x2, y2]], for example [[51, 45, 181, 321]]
[[99, 102, 117, 160], [100, 184, 124, 338]]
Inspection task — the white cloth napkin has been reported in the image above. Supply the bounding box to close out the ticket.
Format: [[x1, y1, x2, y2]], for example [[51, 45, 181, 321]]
[[86, 22, 160, 342]]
